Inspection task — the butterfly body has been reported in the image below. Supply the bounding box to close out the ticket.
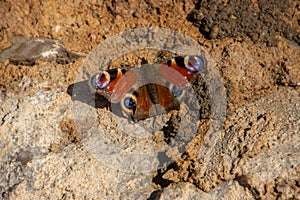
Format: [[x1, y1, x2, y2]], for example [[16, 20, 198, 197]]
[[91, 56, 205, 122]]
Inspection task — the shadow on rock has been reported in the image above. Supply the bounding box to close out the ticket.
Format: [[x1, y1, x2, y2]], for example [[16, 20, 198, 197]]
[[67, 80, 110, 109]]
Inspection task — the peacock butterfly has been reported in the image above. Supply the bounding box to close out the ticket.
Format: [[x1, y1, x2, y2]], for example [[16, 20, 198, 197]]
[[91, 56, 205, 122]]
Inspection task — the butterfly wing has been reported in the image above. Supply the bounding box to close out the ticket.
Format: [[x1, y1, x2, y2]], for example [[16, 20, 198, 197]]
[[91, 68, 138, 103], [158, 56, 205, 88], [131, 84, 180, 121]]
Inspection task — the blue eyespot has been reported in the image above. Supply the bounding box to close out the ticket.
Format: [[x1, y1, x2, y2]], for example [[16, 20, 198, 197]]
[[172, 86, 183, 97], [186, 56, 205, 72], [124, 97, 136, 110], [91, 73, 110, 90]]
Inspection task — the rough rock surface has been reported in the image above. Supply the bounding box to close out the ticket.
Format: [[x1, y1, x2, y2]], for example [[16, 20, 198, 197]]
[[0, 0, 299, 199]]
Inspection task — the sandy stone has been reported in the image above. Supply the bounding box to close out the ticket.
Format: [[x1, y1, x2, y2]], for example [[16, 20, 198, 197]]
[[0, 0, 299, 199]]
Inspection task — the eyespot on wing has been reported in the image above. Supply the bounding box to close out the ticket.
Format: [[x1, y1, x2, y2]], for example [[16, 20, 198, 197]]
[[159, 56, 205, 87]]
